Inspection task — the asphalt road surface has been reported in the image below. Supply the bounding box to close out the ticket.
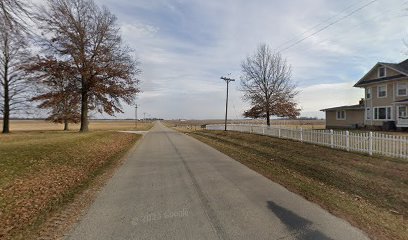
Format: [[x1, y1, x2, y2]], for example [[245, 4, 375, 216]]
[[66, 122, 369, 240]]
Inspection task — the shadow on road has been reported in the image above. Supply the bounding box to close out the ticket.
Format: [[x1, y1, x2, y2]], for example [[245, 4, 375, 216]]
[[267, 201, 332, 240]]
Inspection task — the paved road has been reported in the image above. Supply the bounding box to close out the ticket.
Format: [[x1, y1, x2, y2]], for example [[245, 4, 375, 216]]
[[66, 122, 369, 240]]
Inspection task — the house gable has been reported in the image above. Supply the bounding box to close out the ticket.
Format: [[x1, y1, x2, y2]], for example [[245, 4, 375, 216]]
[[354, 62, 408, 87]]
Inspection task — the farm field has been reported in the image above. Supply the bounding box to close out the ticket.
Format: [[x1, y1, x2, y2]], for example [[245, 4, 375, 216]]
[[164, 119, 326, 132], [0, 119, 153, 132], [189, 130, 408, 240], [0, 121, 152, 239]]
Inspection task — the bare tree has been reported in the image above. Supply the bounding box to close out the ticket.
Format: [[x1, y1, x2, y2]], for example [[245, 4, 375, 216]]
[[27, 57, 80, 131], [0, 22, 31, 133], [0, 0, 31, 29], [241, 44, 300, 125], [36, 0, 141, 132]]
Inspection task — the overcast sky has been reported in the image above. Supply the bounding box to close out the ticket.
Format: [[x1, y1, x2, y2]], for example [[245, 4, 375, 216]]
[[35, 0, 408, 119]]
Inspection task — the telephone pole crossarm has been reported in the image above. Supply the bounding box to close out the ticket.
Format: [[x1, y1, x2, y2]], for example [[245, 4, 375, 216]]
[[221, 76, 235, 131]]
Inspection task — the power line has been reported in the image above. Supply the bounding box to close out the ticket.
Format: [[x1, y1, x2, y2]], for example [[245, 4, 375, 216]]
[[275, 0, 374, 51], [277, 0, 378, 53], [232, 101, 241, 120], [229, 89, 241, 120], [223, 79, 241, 120], [297, 3, 407, 55]]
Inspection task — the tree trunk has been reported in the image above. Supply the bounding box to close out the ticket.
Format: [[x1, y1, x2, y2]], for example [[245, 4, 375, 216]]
[[265, 93, 271, 126], [79, 90, 89, 132], [64, 119, 69, 131], [266, 110, 270, 126], [2, 64, 10, 134]]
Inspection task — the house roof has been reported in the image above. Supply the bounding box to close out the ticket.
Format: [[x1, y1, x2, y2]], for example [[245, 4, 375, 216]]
[[381, 63, 408, 75], [321, 104, 365, 112], [394, 98, 408, 104], [354, 59, 408, 87], [354, 74, 406, 86]]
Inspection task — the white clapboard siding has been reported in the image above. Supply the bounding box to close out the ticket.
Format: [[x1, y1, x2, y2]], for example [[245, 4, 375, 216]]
[[206, 124, 408, 160]]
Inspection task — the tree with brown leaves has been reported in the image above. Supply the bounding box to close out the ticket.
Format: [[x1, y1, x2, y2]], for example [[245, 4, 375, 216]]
[[36, 0, 141, 132], [0, 21, 31, 133], [241, 44, 299, 125], [27, 57, 80, 131], [243, 100, 300, 119]]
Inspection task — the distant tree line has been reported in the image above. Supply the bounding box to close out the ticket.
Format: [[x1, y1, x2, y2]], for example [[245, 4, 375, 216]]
[[143, 118, 164, 121], [0, 0, 141, 133]]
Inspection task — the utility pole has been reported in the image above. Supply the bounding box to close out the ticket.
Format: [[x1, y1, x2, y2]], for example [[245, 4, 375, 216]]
[[221, 76, 235, 131], [135, 104, 138, 129], [143, 112, 147, 122]]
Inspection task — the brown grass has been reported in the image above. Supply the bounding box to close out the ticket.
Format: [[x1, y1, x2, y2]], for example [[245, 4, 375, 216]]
[[1, 119, 153, 132], [0, 131, 141, 239], [190, 130, 408, 240]]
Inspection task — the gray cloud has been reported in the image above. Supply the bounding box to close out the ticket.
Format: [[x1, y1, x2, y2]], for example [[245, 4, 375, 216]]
[[36, 0, 408, 119]]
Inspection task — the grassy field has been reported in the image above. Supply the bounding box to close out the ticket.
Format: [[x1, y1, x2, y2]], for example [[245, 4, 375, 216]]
[[0, 121, 151, 239], [189, 130, 408, 240], [1, 119, 153, 132]]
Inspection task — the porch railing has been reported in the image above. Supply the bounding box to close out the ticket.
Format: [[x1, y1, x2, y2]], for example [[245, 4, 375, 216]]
[[398, 117, 408, 126]]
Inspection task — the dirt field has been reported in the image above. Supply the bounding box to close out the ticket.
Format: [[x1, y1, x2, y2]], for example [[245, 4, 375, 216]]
[[190, 130, 408, 240], [1, 119, 153, 132]]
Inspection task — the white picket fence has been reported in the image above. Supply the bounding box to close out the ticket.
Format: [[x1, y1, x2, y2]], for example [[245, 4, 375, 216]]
[[206, 124, 408, 159]]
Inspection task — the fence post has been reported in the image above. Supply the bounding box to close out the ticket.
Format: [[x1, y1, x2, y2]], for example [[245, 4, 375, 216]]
[[278, 128, 281, 138], [330, 129, 334, 148], [369, 132, 373, 156], [300, 128, 303, 142], [262, 126, 265, 135], [346, 131, 350, 151]]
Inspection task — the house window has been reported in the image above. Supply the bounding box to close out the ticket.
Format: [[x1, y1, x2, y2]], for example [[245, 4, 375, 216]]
[[374, 107, 392, 120], [366, 108, 372, 120], [336, 110, 346, 120], [366, 87, 371, 99], [397, 83, 407, 96], [378, 67, 386, 78], [378, 85, 387, 98], [398, 106, 407, 118]]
